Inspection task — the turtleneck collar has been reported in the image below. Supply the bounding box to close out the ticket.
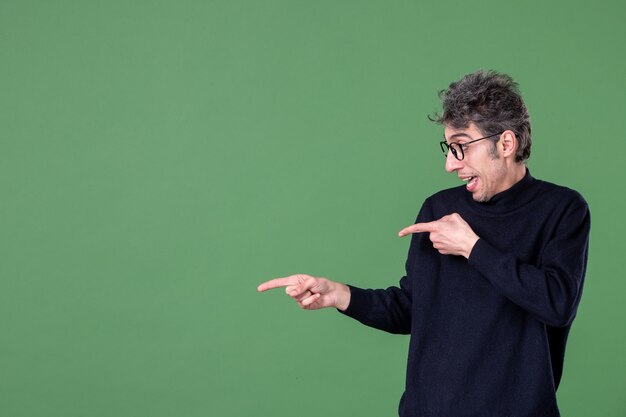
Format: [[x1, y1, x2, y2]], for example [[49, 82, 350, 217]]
[[466, 167, 537, 214]]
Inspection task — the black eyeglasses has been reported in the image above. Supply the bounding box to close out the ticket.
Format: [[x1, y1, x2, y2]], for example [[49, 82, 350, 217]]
[[439, 132, 503, 161]]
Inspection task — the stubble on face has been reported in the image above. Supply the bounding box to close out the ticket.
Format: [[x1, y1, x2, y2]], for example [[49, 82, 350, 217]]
[[471, 156, 507, 202], [445, 126, 504, 203], [445, 124, 526, 203]]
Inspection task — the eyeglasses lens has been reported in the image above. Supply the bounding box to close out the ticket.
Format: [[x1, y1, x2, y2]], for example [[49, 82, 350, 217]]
[[440, 142, 463, 161]]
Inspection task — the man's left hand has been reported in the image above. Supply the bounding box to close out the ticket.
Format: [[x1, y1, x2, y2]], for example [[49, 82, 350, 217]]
[[398, 213, 479, 259]]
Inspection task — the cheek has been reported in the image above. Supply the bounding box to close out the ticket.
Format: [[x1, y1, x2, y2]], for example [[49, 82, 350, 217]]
[[484, 163, 506, 185]]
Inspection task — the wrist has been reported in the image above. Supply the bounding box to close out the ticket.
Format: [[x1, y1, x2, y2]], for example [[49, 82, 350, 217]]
[[334, 283, 351, 311], [465, 236, 479, 259]]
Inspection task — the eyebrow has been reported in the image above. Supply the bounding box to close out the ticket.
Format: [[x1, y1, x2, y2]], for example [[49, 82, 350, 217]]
[[444, 133, 473, 142]]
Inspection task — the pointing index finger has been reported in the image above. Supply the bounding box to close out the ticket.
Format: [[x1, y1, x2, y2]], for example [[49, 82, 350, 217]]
[[257, 277, 293, 292], [398, 221, 437, 237]]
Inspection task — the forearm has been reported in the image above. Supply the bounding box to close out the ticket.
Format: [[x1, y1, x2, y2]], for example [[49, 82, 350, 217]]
[[339, 280, 413, 334], [468, 238, 588, 327]]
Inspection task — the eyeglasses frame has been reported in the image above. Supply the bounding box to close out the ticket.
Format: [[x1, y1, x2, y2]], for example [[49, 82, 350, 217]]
[[439, 131, 504, 161]]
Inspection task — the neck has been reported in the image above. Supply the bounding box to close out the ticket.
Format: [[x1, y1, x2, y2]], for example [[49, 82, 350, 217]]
[[509, 163, 527, 186], [471, 164, 534, 213], [498, 162, 527, 194]]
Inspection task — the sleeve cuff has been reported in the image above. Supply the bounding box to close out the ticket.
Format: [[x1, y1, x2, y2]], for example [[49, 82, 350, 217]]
[[337, 285, 368, 319], [468, 237, 505, 276]]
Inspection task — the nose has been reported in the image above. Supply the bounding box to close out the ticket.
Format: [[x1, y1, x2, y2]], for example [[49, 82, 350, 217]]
[[445, 150, 463, 172]]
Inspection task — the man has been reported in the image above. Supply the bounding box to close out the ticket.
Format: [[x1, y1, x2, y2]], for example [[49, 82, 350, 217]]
[[258, 70, 590, 417]]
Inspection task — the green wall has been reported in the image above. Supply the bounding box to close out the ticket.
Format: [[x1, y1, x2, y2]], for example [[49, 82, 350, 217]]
[[1, 1, 624, 416]]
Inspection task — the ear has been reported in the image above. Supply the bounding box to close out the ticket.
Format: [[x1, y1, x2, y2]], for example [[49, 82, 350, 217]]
[[500, 130, 517, 159]]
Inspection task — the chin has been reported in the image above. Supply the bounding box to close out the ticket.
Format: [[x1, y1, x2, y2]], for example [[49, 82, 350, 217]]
[[471, 192, 491, 203]]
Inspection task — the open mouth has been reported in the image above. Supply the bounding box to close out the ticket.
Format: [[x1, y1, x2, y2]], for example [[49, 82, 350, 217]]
[[461, 176, 478, 191]]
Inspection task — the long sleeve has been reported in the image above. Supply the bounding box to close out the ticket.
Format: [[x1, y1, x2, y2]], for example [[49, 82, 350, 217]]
[[467, 195, 590, 327], [341, 278, 412, 334], [339, 207, 434, 334]]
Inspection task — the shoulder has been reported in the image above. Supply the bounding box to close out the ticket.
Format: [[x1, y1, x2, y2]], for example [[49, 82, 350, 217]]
[[530, 179, 591, 233], [533, 178, 588, 210]]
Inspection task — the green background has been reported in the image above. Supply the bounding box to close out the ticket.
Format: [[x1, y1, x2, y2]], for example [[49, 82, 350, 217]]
[[1, 1, 624, 416]]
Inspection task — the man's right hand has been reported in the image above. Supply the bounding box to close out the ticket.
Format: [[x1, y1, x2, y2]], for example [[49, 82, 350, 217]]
[[257, 274, 351, 311]]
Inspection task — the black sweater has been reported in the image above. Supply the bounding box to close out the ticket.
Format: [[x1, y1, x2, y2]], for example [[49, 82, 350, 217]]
[[342, 170, 590, 417]]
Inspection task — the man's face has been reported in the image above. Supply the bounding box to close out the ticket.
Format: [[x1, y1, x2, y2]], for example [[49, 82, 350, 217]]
[[443, 123, 508, 202]]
